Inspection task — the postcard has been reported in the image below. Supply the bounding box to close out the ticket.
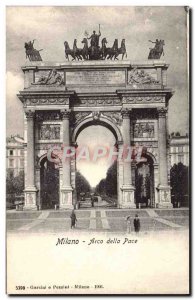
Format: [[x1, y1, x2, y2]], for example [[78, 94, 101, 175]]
[[6, 6, 190, 295]]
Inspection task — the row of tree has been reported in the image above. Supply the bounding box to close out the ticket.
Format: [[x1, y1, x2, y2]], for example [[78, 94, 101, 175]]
[[75, 171, 91, 197], [95, 161, 117, 197], [170, 163, 189, 207]]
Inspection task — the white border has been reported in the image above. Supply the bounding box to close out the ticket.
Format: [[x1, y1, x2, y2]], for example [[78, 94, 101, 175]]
[[1, 1, 193, 299]]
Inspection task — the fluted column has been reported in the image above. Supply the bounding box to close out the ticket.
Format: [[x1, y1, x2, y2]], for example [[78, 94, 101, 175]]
[[60, 109, 73, 209], [71, 142, 78, 209], [120, 108, 135, 208], [24, 109, 37, 210], [157, 107, 172, 208]]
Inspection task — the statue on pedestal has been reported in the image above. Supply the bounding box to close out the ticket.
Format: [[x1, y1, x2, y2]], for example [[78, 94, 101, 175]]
[[85, 26, 101, 60]]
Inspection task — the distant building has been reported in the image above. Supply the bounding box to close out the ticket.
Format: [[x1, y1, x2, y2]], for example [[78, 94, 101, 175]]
[[169, 133, 189, 167], [6, 135, 25, 176]]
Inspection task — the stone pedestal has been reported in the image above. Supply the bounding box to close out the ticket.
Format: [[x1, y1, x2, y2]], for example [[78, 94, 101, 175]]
[[23, 110, 38, 210], [158, 186, 172, 208], [120, 108, 136, 208], [60, 109, 73, 209], [157, 108, 172, 208], [60, 187, 73, 209], [23, 187, 38, 210], [120, 185, 135, 208]]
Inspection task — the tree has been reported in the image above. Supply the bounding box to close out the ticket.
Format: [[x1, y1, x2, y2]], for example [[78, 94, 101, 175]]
[[6, 170, 24, 195], [6, 170, 24, 204], [76, 171, 91, 197], [95, 161, 117, 197], [105, 160, 117, 196], [95, 179, 106, 195], [170, 163, 189, 207]]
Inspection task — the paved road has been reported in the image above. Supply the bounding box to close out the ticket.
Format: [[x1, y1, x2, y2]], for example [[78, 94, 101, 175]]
[[6, 208, 189, 234]]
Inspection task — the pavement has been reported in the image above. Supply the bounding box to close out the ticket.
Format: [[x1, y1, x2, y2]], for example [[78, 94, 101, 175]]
[[6, 207, 189, 234]]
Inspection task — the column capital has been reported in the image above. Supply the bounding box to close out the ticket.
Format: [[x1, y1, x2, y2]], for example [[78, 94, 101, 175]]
[[157, 107, 168, 118], [121, 108, 132, 119], [25, 109, 35, 119], [60, 109, 71, 120]]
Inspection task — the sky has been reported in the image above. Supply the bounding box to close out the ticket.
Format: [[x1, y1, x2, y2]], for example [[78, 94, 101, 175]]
[[6, 6, 189, 186]]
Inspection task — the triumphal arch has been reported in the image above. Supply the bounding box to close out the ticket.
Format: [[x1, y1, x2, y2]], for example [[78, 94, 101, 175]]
[[18, 59, 173, 210]]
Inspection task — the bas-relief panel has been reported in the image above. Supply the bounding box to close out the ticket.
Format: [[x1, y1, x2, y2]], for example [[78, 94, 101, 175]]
[[34, 70, 65, 86], [134, 122, 155, 138], [132, 120, 158, 141], [38, 124, 61, 140], [128, 68, 159, 85]]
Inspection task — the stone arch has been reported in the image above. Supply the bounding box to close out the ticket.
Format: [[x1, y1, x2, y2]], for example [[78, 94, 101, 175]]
[[145, 150, 157, 164], [38, 153, 48, 167], [71, 114, 123, 144]]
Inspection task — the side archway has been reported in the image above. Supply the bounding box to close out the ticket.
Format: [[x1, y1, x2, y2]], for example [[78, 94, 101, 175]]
[[39, 154, 60, 209], [135, 153, 155, 208]]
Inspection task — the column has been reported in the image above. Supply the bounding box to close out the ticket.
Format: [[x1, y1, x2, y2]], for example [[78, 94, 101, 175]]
[[71, 142, 78, 209], [60, 109, 73, 209], [117, 141, 124, 208], [121, 108, 135, 208], [24, 109, 37, 210], [157, 107, 172, 208]]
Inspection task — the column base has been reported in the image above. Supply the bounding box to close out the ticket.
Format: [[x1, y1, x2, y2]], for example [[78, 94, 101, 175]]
[[158, 185, 172, 208], [60, 186, 73, 210], [23, 187, 38, 210], [120, 185, 136, 209]]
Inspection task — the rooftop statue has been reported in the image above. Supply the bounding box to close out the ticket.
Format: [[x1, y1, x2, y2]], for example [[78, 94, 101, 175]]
[[85, 27, 101, 60], [148, 39, 165, 59], [24, 39, 43, 61]]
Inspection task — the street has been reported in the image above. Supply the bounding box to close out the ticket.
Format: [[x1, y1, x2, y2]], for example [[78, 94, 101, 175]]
[[6, 208, 189, 234]]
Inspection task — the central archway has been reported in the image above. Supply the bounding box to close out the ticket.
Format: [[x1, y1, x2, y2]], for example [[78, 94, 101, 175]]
[[71, 115, 123, 209]]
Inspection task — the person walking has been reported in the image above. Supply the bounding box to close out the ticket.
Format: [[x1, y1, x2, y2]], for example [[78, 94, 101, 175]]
[[91, 195, 94, 208], [134, 214, 140, 233], [70, 209, 77, 229], [126, 215, 131, 234]]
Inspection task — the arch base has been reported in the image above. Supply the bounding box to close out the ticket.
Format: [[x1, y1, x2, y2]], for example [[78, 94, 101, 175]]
[[59, 186, 74, 210], [157, 186, 172, 208], [23, 187, 38, 210], [119, 185, 136, 209]]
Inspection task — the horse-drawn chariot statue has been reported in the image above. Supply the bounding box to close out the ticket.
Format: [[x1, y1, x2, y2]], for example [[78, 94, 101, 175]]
[[64, 25, 127, 61]]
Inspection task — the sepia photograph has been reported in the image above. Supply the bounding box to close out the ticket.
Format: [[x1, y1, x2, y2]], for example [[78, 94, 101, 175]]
[[6, 6, 190, 295]]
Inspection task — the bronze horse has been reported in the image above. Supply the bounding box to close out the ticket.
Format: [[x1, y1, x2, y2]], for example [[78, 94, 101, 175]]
[[106, 39, 119, 60], [64, 41, 76, 61], [73, 39, 83, 60], [114, 39, 127, 60], [81, 38, 90, 60]]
